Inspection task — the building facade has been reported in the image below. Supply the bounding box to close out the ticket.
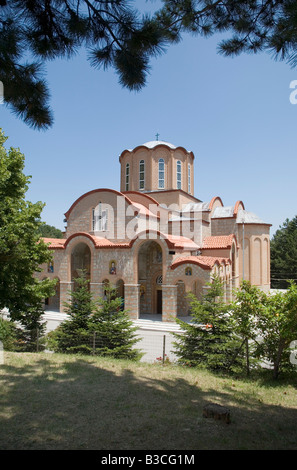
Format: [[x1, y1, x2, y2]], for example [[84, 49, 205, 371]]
[[38, 140, 271, 321]]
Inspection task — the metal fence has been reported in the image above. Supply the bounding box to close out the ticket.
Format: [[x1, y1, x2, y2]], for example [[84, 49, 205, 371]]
[[1, 309, 181, 363], [41, 311, 181, 363]]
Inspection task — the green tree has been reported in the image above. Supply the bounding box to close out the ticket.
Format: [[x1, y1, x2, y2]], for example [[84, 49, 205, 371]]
[[89, 284, 142, 360], [229, 281, 266, 375], [2, 1, 297, 129], [255, 283, 297, 379], [39, 223, 63, 239], [0, 316, 18, 350], [158, 0, 297, 65], [0, 0, 169, 129], [174, 276, 237, 372], [0, 129, 56, 332], [270, 215, 297, 289], [48, 271, 96, 354], [48, 274, 142, 360]]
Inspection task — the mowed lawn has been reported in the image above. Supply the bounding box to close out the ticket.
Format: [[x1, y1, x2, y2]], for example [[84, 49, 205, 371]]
[[0, 352, 296, 450]]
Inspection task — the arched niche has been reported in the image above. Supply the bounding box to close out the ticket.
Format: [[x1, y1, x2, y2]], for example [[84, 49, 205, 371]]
[[71, 242, 91, 286], [137, 240, 163, 315]]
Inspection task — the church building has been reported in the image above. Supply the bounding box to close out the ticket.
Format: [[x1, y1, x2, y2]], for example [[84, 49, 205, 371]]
[[38, 140, 271, 321]]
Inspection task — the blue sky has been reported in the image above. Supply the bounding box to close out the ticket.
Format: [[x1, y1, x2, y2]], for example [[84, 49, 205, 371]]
[[1, 4, 297, 236]]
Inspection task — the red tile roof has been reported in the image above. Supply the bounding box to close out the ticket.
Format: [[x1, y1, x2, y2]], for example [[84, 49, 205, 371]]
[[42, 238, 66, 249], [202, 234, 236, 250], [165, 233, 200, 250], [42, 230, 201, 251], [63, 233, 131, 249], [171, 255, 231, 271]]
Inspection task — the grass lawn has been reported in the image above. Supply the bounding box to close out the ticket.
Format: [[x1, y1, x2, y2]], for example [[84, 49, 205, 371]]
[[0, 351, 296, 450]]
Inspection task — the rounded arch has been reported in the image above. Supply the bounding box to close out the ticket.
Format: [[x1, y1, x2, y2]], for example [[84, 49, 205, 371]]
[[71, 242, 91, 284], [132, 233, 168, 271], [209, 196, 224, 213], [64, 188, 134, 221], [254, 237, 262, 285], [64, 232, 98, 249], [137, 240, 164, 315], [233, 200, 245, 216]]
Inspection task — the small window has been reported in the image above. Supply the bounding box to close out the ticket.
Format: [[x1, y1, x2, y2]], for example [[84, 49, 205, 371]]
[[139, 160, 145, 190], [92, 207, 96, 231], [177, 160, 181, 189], [156, 274, 163, 285], [158, 158, 165, 189], [125, 163, 130, 191]]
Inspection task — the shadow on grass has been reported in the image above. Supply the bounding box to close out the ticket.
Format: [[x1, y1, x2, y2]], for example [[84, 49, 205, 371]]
[[0, 353, 296, 450]]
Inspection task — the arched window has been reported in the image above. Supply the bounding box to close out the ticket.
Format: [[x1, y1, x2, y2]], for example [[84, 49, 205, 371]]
[[158, 158, 165, 189], [92, 202, 108, 231], [188, 163, 191, 194], [177, 160, 181, 189], [156, 274, 163, 285], [125, 163, 130, 191], [139, 160, 145, 190]]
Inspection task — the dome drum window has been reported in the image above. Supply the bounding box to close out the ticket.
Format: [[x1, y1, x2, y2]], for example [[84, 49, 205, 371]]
[[139, 160, 145, 190], [158, 158, 165, 189], [177, 160, 182, 190], [125, 163, 130, 191]]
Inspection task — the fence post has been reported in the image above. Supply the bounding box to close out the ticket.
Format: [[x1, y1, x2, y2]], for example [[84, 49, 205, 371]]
[[162, 335, 166, 364], [92, 331, 96, 355], [36, 328, 39, 353], [0, 341, 3, 364]]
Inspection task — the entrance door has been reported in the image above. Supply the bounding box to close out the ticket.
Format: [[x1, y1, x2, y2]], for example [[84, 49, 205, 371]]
[[157, 290, 162, 314]]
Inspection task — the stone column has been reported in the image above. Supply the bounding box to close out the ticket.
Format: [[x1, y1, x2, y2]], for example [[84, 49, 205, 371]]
[[124, 284, 140, 319], [162, 284, 177, 322], [90, 282, 104, 303]]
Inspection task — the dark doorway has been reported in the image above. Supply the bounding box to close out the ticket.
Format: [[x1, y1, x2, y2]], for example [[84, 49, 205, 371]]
[[157, 290, 162, 314]]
